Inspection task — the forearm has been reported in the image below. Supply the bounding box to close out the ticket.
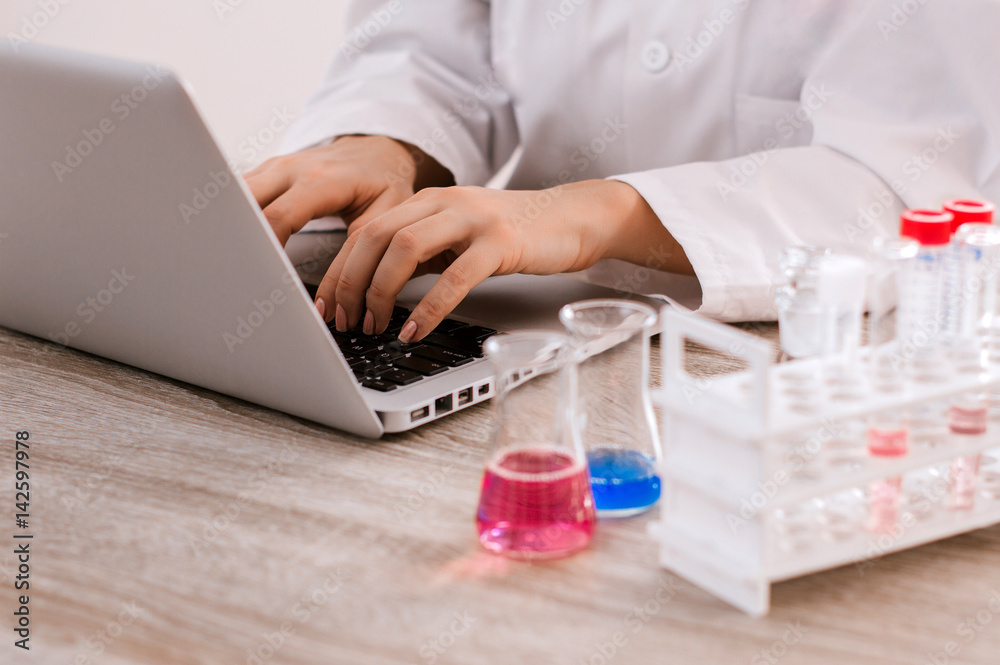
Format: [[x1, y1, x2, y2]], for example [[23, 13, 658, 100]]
[[593, 180, 695, 276]]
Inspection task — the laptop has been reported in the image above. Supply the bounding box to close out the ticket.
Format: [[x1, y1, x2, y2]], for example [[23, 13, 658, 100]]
[[0, 42, 691, 437]]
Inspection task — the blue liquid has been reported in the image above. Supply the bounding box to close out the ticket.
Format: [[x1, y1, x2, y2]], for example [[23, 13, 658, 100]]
[[586, 448, 661, 517]]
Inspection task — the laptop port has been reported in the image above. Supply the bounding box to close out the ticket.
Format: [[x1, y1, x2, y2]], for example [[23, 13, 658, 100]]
[[435, 394, 453, 415], [478, 383, 490, 396], [410, 406, 430, 422], [458, 387, 473, 406]]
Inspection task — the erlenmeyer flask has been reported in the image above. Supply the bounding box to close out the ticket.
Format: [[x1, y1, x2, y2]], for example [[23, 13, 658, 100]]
[[476, 331, 596, 559], [559, 300, 661, 517]]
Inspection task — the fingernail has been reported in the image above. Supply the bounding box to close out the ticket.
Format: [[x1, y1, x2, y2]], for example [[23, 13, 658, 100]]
[[363, 310, 375, 336], [315, 297, 326, 321], [399, 321, 418, 344], [335, 304, 347, 332]]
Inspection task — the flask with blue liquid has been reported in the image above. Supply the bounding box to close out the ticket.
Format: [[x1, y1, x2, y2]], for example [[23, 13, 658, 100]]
[[559, 300, 661, 518]]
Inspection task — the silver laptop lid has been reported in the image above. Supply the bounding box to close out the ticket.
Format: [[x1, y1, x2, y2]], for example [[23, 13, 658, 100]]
[[0, 41, 383, 437]]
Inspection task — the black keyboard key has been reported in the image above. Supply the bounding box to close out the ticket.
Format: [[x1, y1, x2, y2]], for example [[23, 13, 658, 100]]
[[353, 363, 390, 378], [394, 355, 449, 376], [435, 318, 469, 334], [413, 345, 474, 367], [347, 356, 371, 369], [341, 339, 378, 356], [454, 325, 498, 341], [380, 367, 423, 386], [422, 333, 484, 357], [361, 377, 397, 392], [371, 348, 407, 364]]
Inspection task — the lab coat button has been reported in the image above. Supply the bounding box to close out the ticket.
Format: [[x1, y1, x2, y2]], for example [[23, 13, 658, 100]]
[[640, 41, 671, 73]]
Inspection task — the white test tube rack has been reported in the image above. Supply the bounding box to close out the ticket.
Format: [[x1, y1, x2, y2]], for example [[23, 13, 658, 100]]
[[650, 307, 1000, 616]]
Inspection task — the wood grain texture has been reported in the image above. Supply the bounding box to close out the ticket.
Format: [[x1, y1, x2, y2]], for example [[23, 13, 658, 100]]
[[1, 324, 999, 665]]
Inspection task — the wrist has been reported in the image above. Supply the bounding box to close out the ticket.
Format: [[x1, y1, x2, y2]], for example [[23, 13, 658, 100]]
[[597, 179, 694, 276]]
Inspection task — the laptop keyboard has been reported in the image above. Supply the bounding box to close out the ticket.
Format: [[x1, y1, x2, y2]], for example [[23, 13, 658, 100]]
[[329, 305, 497, 392]]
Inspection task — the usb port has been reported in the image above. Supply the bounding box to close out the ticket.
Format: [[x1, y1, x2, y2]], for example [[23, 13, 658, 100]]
[[410, 406, 430, 422], [435, 394, 453, 415], [478, 383, 490, 396], [458, 387, 473, 406]]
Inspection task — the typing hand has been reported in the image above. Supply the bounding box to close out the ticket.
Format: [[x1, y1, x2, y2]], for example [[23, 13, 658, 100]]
[[244, 135, 451, 246], [318, 180, 683, 343]]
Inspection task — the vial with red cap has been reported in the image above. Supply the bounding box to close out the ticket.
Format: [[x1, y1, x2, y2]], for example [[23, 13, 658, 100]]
[[897, 208, 954, 376], [943, 199, 998, 512], [943, 200, 997, 347]]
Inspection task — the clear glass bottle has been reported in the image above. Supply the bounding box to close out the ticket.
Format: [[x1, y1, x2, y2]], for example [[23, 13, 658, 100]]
[[559, 299, 661, 518], [476, 331, 596, 559], [775, 246, 832, 360]]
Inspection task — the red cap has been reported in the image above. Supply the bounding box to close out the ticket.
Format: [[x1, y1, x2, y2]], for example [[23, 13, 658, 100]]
[[899, 209, 954, 245], [944, 199, 995, 232]]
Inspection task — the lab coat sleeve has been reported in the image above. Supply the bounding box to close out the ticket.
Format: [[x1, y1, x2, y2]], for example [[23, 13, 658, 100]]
[[605, 0, 1000, 322], [281, 0, 518, 186]]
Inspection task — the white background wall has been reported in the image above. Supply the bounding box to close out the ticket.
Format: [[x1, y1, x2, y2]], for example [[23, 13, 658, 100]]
[[1, 0, 351, 171]]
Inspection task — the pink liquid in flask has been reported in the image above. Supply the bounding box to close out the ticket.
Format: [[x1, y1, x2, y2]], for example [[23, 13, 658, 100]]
[[476, 447, 596, 560]]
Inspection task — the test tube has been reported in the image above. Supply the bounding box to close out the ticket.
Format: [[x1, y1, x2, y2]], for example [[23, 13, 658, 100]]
[[775, 246, 832, 361], [898, 209, 955, 379], [866, 238, 919, 534], [868, 237, 919, 391], [814, 255, 868, 388], [948, 218, 1000, 510]]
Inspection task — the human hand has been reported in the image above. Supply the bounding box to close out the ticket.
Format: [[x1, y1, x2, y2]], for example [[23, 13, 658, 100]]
[[244, 135, 453, 246], [318, 179, 691, 343]]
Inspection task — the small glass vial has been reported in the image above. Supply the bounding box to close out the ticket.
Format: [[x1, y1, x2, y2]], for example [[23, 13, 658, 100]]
[[775, 246, 832, 360], [476, 331, 596, 559], [559, 300, 661, 518], [868, 237, 919, 391], [950, 211, 1000, 370], [897, 209, 954, 379], [948, 393, 988, 511]]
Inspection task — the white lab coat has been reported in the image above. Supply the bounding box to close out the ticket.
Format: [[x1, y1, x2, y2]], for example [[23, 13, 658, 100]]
[[283, 0, 1000, 321]]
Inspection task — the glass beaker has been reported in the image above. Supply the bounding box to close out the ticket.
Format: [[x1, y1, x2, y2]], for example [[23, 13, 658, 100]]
[[475, 331, 596, 559], [559, 300, 661, 518], [775, 245, 831, 360]]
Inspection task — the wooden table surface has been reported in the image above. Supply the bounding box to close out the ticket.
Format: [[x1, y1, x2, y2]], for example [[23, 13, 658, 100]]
[[2, 322, 999, 665]]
